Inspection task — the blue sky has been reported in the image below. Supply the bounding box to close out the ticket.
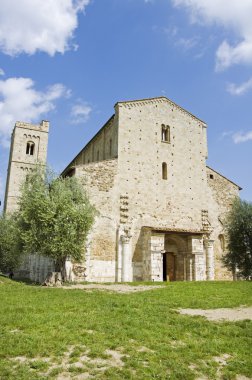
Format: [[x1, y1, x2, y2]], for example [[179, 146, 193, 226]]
[[0, 0, 251, 207]]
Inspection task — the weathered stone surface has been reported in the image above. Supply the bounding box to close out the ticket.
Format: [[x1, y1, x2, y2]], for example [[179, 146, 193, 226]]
[[4, 120, 49, 214], [4, 97, 240, 283], [69, 97, 240, 282]]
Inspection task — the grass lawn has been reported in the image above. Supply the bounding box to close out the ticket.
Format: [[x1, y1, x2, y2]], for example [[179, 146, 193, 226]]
[[0, 277, 251, 380]]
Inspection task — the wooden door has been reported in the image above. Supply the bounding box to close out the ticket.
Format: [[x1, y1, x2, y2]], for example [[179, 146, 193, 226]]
[[167, 252, 176, 281]]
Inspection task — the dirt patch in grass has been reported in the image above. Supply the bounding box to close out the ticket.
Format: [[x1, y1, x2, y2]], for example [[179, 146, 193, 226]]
[[11, 345, 127, 379], [179, 306, 252, 321], [61, 283, 165, 293]]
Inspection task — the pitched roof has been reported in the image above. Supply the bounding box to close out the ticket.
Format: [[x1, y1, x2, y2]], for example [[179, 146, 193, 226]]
[[115, 96, 207, 125], [207, 166, 242, 190]]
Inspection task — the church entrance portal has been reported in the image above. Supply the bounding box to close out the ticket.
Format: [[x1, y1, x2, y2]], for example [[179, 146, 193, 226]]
[[163, 252, 176, 281]]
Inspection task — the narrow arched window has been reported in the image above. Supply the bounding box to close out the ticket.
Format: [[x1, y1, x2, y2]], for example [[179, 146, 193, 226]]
[[219, 234, 225, 251], [109, 138, 112, 157], [161, 125, 170, 143], [97, 150, 99, 161], [162, 162, 167, 180], [26, 141, 35, 156]]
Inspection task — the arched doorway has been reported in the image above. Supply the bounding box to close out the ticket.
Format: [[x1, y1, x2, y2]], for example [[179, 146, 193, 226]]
[[163, 235, 187, 281]]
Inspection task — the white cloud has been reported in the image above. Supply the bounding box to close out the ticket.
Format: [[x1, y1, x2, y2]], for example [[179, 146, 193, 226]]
[[0, 77, 70, 147], [227, 77, 252, 96], [176, 36, 199, 51], [71, 101, 92, 124], [0, 68, 5, 76], [0, 0, 90, 56], [160, 25, 200, 54], [232, 131, 252, 144], [220, 131, 233, 139], [172, 0, 252, 70]]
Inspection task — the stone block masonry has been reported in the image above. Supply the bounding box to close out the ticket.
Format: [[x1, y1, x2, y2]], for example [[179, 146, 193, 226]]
[[4, 97, 241, 283]]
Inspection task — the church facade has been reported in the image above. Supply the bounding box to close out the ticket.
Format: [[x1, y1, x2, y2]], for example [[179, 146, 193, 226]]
[[62, 97, 240, 282], [4, 97, 241, 282]]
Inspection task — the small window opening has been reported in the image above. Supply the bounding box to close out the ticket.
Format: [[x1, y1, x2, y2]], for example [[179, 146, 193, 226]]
[[109, 138, 112, 157], [161, 125, 170, 142], [210, 174, 214, 179], [97, 150, 99, 161], [219, 234, 225, 251], [162, 162, 167, 180], [26, 141, 35, 156]]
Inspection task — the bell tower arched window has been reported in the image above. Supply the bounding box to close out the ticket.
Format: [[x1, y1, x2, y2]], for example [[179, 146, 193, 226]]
[[26, 141, 35, 156]]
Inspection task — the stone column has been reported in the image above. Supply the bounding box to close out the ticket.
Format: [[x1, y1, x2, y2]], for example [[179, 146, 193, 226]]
[[116, 228, 123, 282], [150, 233, 165, 281], [121, 235, 132, 282], [204, 239, 215, 280], [187, 256, 194, 281], [191, 237, 205, 281]]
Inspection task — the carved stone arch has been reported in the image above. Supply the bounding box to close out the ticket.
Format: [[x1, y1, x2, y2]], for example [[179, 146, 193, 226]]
[[163, 234, 188, 282], [165, 234, 187, 253]]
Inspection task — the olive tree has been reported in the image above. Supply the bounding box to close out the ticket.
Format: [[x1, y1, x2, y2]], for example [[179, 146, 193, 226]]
[[17, 166, 95, 280], [224, 198, 252, 279], [0, 213, 22, 274]]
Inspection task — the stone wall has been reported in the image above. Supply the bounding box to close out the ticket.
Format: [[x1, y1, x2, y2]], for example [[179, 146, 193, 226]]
[[66, 115, 118, 169], [206, 166, 240, 280], [16, 254, 55, 283], [115, 98, 209, 272], [75, 159, 120, 282], [116, 99, 208, 234]]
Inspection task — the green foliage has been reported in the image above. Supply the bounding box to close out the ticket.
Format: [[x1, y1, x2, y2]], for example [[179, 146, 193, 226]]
[[17, 166, 95, 265], [0, 213, 22, 272], [224, 198, 252, 279]]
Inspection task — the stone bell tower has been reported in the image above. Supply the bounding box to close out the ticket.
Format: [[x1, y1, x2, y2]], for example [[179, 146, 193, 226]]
[[4, 120, 49, 213]]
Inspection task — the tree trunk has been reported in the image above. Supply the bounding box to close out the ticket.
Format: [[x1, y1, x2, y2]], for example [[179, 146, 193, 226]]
[[56, 257, 75, 282], [43, 271, 62, 286]]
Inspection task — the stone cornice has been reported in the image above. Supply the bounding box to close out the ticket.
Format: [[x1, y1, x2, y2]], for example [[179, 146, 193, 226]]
[[143, 226, 205, 235], [115, 96, 207, 125]]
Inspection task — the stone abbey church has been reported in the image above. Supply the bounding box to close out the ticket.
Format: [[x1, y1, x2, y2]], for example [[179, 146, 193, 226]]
[[4, 97, 241, 283]]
